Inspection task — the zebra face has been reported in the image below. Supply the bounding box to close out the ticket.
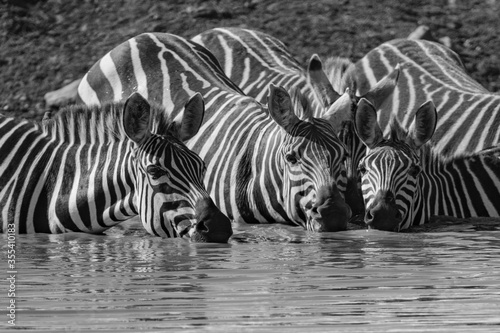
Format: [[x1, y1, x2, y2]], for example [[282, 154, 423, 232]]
[[354, 98, 437, 231], [278, 120, 351, 232], [124, 93, 232, 242], [359, 145, 421, 231], [132, 136, 231, 240], [269, 85, 352, 232]]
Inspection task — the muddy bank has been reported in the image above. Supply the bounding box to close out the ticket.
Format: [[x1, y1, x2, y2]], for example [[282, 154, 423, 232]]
[[1, 0, 499, 119]]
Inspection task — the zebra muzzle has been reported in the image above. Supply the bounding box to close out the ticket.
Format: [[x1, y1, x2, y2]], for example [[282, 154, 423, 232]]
[[307, 184, 351, 232], [365, 191, 402, 231], [191, 198, 233, 243]]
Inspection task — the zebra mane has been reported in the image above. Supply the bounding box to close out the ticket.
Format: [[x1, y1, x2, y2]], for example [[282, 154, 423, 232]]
[[42, 101, 176, 143], [323, 56, 357, 94]]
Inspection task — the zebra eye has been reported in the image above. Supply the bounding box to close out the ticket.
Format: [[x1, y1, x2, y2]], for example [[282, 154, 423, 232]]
[[285, 153, 298, 165], [146, 165, 169, 180], [408, 165, 421, 177]]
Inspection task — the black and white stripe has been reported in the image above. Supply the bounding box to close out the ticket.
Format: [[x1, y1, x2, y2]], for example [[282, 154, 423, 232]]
[[354, 98, 500, 231], [354, 38, 500, 156], [78, 32, 353, 231], [192, 27, 399, 216], [1, 93, 232, 242]]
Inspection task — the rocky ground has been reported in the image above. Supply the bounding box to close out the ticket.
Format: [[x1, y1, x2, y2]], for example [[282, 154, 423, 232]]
[[1, 0, 499, 120]]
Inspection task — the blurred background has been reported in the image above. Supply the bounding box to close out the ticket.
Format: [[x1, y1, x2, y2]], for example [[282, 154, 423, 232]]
[[1, 0, 499, 119]]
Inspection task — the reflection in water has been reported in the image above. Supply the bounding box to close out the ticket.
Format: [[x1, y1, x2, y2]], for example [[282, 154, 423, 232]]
[[1, 220, 499, 331]]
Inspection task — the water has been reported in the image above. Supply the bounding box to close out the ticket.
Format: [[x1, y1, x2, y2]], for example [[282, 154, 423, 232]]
[[2, 219, 500, 332]]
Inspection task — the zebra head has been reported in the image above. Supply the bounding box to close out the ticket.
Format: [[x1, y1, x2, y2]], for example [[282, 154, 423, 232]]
[[123, 93, 232, 242], [307, 54, 401, 218], [354, 98, 437, 231], [268, 84, 352, 232]]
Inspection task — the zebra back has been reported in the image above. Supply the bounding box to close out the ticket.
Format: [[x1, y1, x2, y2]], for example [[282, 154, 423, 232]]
[[191, 27, 324, 113], [355, 38, 500, 156]]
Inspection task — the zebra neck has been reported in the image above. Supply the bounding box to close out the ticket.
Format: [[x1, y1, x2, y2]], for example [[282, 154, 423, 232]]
[[415, 151, 500, 223], [241, 126, 292, 224], [51, 139, 136, 232]]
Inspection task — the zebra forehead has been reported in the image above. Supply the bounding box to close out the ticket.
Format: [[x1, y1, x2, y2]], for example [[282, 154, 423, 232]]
[[366, 145, 417, 166], [287, 124, 346, 155], [146, 135, 204, 163], [292, 119, 340, 141]]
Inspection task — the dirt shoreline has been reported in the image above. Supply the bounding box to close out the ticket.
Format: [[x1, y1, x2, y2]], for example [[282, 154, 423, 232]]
[[1, 0, 499, 120]]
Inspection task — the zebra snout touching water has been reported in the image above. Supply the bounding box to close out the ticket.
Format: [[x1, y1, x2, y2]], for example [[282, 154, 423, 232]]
[[354, 98, 500, 231], [306, 183, 351, 232], [190, 197, 233, 243], [0, 92, 232, 243], [78, 32, 352, 232], [363, 190, 402, 231]]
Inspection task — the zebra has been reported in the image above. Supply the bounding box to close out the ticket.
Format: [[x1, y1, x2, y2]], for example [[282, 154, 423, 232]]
[[192, 27, 398, 119], [353, 38, 500, 156], [192, 27, 330, 117], [192, 27, 399, 216], [77, 32, 353, 232], [353, 97, 500, 231], [1, 92, 232, 242]]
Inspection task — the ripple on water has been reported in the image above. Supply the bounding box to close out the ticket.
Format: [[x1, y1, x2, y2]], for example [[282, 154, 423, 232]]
[[2, 218, 500, 332]]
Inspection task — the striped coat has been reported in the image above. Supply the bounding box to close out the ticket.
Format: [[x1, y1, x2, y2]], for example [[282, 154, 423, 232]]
[[192, 27, 399, 216], [1, 93, 232, 242], [78, 32, 352, 231], [354, 98, 500, 231], [354, 38, 500, 156]]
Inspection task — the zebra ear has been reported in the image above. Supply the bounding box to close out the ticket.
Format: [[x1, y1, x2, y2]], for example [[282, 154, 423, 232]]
[[354, 98, 384, 149], [174, 93, 205, 142], [322, 88, 353, 134], [307, 54, 341, 107], [123, 92, 153, 145], [289, 87, 313, 121], [267, 84, 300, 132], [362, 64, 400, 110], [407, 100, 437, 149]]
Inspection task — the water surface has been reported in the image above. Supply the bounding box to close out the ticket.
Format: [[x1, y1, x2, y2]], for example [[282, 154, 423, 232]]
[[2, 219, 500, 332]]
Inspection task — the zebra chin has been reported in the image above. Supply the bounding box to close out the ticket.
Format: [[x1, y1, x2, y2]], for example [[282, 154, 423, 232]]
[[305, 184, 352, 232]]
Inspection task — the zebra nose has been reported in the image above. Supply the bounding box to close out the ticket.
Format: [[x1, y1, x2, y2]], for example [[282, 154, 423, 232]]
[[365, 199, 401, 232], [191, 198, 233, 243], [309, 184, 351, 232]]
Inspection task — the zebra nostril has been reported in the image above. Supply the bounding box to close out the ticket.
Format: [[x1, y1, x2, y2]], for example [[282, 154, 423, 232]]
[[196, 220, 209, 233], [365, 210, 374, 222]]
